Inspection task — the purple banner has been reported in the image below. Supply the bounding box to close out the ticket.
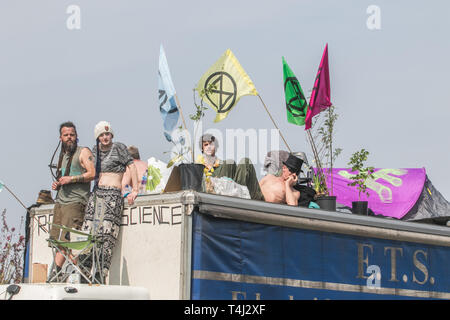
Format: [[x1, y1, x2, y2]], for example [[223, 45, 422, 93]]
[[318, 168, 426, 219]]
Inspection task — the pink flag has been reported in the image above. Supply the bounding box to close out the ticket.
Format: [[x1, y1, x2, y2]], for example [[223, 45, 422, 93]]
[[305, 44, 332, 130]]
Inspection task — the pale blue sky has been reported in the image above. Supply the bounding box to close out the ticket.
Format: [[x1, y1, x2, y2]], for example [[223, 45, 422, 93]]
[[1, 1, 449, 229]]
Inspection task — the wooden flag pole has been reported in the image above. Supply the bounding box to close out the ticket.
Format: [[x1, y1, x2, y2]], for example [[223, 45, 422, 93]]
[[257, 94, 292, 153], [174, 93, 195, 163], [2, 183, 48, 233], [174, 94, 188, 133], [306, 126, 328, 195]]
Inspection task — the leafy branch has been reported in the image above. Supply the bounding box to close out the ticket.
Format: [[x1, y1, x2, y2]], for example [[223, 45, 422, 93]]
[[310, 105, 342, 196], [347, 149, 375, 200]]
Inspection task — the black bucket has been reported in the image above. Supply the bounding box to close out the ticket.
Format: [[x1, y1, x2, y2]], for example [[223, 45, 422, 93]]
[[316, 196, 337, 211], [179, 163, 205, 191], [352, 201, 368, 215]]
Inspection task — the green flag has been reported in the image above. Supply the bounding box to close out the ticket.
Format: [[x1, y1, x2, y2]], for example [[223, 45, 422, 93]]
[[283, 57, 308, 126]]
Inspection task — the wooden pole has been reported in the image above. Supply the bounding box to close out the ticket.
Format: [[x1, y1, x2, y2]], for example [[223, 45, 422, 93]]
[[174, 93, 194, 162], [2, 183, 48, 233], [174, 93, 188, 133], [257, 94, 292, 153], [329, 107, 334, 196]]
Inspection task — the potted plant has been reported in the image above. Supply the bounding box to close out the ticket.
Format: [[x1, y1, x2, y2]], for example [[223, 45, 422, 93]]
[[346, 148, 375, 215], [311, 105, 342, 211]]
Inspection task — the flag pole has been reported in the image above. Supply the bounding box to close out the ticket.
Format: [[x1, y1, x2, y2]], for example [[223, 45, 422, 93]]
[[306, 128, 327, 184], [257, 94, 292, 153], [2, 182, 48, 233], [174, 94, 188, 133], [174, 93, 195, 163]]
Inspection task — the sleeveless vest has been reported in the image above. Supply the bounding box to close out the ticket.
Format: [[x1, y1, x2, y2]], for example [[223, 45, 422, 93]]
[[55, 146, 90, 205]]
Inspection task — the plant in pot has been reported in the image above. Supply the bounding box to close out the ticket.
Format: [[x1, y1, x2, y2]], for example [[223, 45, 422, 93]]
[[311, 105, 342, 211], [346, 148, 375, 215]]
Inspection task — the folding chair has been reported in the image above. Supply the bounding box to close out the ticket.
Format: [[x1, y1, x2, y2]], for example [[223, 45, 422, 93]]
[[46, 224, 105, 284]]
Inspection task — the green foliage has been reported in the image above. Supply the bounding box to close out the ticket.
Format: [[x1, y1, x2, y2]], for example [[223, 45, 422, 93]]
[[311, 105, 342, 196], [347, 149, 375, 200], [316, 105, 342, 167], [313, 172, 328, 196], [190, 82, 217, 122]]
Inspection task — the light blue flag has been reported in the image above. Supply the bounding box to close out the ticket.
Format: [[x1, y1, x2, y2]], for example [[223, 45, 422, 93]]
[[159, 45, 179, 138]]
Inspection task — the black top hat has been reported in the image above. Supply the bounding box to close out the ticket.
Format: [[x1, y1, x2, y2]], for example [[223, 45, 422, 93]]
[[282, 154, 304, 175]]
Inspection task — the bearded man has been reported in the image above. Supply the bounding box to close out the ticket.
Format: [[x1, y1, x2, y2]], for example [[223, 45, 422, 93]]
[[49, 121, 95, 276]]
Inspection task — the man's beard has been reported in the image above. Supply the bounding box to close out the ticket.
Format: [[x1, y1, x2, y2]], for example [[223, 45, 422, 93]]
[[62, 140, 77, 155]]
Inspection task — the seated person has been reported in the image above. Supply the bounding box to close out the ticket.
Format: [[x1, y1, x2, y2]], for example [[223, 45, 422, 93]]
[[259, 154, 303, 206], [195, 134, 264, 200]]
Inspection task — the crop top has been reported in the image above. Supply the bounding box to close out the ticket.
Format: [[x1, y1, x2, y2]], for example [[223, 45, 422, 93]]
[[92, 142, 134, 173]]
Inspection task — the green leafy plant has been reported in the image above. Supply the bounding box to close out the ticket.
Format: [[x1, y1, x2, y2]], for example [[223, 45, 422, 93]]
[[189, 82, 217, 162], [311, 105, 342, 196], [347, 149, 375, 200], [312, 173, 328, 196]]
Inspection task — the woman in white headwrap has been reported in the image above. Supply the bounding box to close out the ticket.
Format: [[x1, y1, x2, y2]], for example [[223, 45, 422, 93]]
[[81, 121, 139, 281]]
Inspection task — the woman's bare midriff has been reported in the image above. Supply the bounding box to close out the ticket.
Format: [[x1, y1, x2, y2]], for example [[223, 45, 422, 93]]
[[98, 172, 124, 189]]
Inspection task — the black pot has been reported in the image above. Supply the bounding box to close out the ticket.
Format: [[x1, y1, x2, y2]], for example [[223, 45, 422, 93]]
[[179, 163, 205, 191], [316, 196, 337, 211], [352, 201, 368, 215]]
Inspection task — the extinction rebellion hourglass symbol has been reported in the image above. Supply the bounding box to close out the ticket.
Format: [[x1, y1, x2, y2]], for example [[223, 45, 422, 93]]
[[204, 72, 237, 114], [284, 76, 307, 118]]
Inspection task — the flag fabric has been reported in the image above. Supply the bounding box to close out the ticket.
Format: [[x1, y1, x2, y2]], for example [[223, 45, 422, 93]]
[[282, 57, 308, 126], [0, 180, 3, 192], [159, 44, 180, 136], [305, 44, 332, 130], [196, 49, 258, 123]]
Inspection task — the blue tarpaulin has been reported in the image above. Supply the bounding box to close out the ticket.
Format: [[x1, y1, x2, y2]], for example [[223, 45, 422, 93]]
[[191, 211, 450, 300]]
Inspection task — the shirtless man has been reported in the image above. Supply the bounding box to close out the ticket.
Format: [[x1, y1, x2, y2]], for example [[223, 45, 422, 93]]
[[259, 154, 304, 206]]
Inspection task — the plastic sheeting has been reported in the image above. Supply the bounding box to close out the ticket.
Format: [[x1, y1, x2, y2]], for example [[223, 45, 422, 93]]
[[402, 176, 450, 224]]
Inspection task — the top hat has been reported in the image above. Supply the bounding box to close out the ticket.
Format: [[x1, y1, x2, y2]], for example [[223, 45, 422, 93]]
[[282, 154, 304, 175]]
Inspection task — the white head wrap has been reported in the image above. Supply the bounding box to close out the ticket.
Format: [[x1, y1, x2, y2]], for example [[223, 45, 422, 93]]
[[94, 121, 114, 140]]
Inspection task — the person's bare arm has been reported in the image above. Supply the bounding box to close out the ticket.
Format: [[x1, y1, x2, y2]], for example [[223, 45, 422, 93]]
[[56, 148, 95, 186], [126, 162, 139, 205], [121, 166, 132, 192], [285, 174, 300, 206]]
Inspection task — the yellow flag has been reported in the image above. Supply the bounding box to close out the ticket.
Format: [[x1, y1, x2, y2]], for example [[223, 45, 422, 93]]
[[196, 49, 258, 122]]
